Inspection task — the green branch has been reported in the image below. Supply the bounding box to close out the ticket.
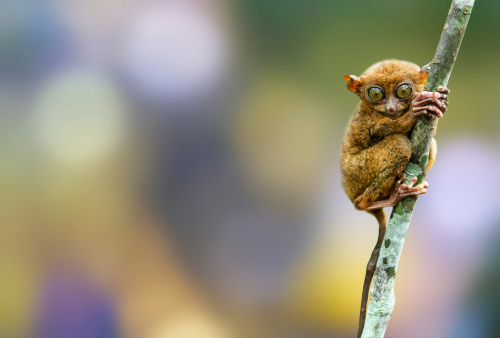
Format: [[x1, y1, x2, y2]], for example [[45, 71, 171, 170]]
[[360, 1, 475, 337]]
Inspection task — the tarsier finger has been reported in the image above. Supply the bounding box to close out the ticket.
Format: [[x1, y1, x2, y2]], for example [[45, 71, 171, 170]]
[[414, 105, 443, 113], [413, 106, 443, 118], [413, 97, 444, 108], [438, 86, 450, 94]]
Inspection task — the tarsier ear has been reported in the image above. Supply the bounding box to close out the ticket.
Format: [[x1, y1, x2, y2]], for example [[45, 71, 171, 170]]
[[418, 63, 430, 84], [344, 75, 362, 94]]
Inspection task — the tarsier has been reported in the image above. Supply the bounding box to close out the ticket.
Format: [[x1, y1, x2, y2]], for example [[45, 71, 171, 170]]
[[340, 60, 450, 338]]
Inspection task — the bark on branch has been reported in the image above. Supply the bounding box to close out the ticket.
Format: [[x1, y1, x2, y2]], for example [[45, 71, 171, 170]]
[[360, 1, 475, 337]]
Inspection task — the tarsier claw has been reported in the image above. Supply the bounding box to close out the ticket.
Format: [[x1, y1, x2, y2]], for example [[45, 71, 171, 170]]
[[412, 86, 450, 120]]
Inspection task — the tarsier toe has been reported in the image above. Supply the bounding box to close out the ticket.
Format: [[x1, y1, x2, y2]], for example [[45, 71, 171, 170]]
[[412, 182, 429, 194], [397, 177, 404, 185], [398, 177, 417, 192]]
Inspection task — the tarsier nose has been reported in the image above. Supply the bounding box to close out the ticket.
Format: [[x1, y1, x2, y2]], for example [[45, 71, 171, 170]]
[[387, 100, 398, 113]]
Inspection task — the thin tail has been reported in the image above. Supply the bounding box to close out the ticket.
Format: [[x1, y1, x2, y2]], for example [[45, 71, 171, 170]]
[[357, 209, 387, 338]]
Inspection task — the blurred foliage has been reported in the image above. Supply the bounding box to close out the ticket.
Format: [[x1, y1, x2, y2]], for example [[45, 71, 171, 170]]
[[236, 0, 500, 136]]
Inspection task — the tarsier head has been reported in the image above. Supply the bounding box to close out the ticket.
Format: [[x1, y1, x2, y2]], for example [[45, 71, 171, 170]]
[[344, 60, 429, 118]]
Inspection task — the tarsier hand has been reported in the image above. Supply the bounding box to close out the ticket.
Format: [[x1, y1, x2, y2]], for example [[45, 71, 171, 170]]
[[412, 86, 450, 119]]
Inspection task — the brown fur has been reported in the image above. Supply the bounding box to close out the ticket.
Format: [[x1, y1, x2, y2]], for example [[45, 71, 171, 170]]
[[341, 60, 432, 207], [340, 60, 438, 338]]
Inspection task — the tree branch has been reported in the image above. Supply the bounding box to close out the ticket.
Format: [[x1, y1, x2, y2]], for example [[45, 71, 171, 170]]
[[360, 1, 475, 337]]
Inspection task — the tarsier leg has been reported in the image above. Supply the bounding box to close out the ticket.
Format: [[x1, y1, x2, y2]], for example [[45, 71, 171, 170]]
[[360, 175, 429, 210], [427, 138, 437, 172], [357, 209, 387, 338], [353, 134, 412, 211], [352, 132, 430, 211]]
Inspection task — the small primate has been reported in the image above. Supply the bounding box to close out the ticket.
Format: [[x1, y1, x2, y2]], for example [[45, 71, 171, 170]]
[[340, 60, 450, 338]]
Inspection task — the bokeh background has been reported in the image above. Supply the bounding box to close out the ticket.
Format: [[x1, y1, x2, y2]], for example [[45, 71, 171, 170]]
[[1, 0, 499, 337]]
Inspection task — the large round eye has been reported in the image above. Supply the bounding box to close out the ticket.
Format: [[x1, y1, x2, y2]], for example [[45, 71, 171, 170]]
[[367, 87, 384, 102], [396, 84, 412, 99]]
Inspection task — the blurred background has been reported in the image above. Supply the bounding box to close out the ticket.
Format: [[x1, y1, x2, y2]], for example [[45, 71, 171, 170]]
[[1, 0, 499, 337]]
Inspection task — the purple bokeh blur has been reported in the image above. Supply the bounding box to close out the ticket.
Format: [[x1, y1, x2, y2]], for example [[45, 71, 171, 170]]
[[1, 0, 499, 337]]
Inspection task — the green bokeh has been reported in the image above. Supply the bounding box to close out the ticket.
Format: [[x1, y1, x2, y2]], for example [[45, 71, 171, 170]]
[[236, 0, 500, 136]]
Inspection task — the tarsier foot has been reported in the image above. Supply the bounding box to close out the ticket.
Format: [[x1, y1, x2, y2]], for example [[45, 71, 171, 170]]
[[412, 86, 450, 119], [391, 174, 428, 204], [354, 174, 429, 210]]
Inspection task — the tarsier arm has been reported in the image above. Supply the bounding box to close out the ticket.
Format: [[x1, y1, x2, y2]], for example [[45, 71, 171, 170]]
[[347, 116, 374, 151], [370, 113, 416, 138], [371, 90, 449, 139]]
